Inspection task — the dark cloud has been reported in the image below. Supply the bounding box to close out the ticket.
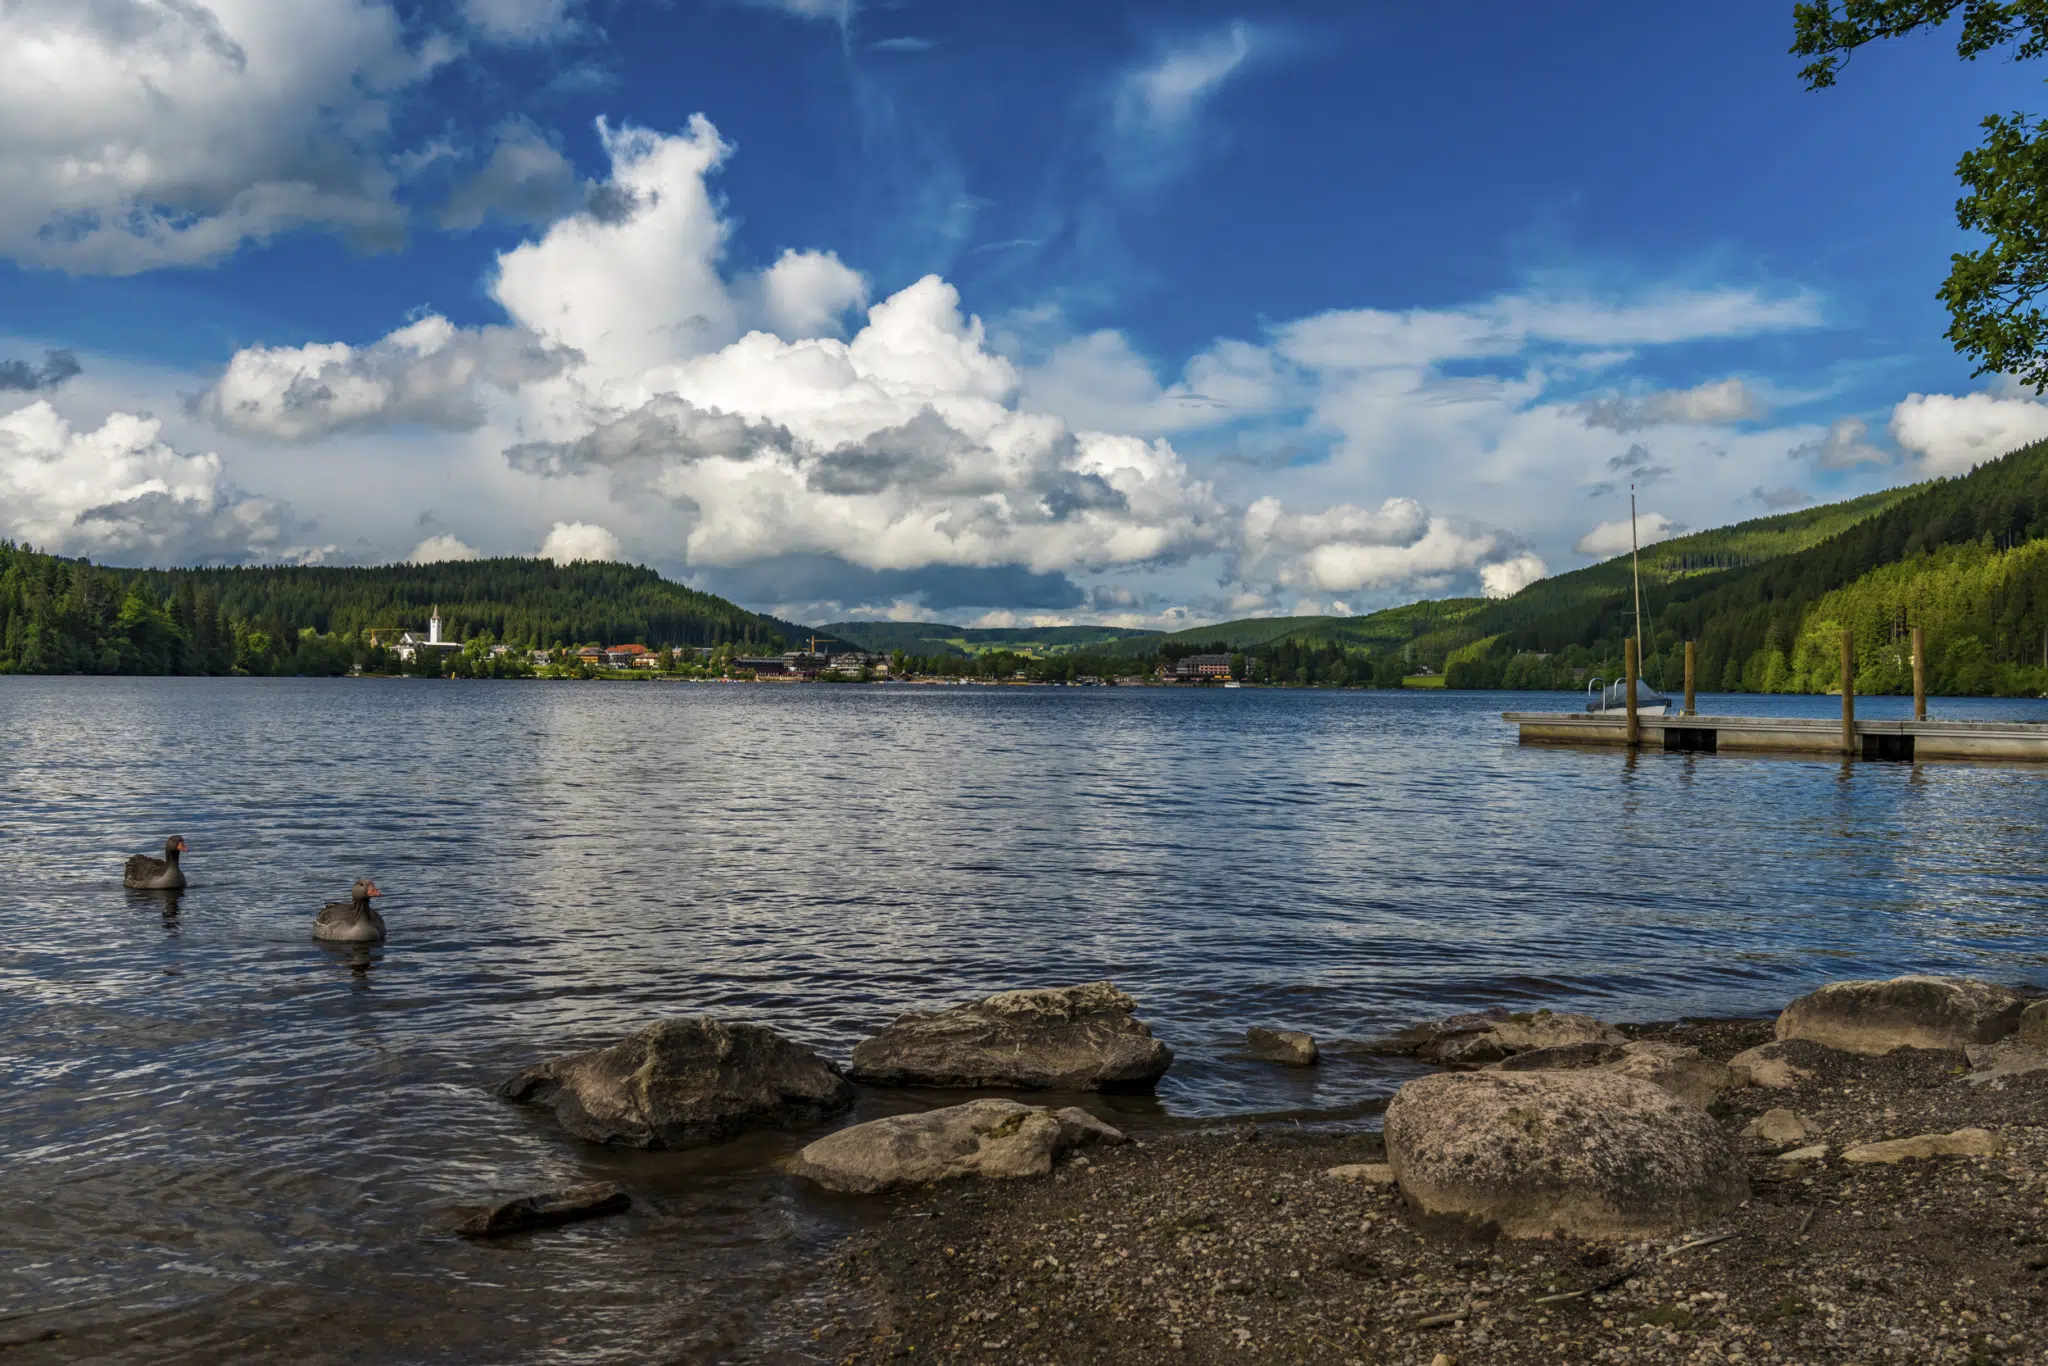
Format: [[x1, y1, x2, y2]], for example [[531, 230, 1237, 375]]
[[440, 121, 582, 231], [806, 407, 968, 495], [506, 396, 796, 477], [1750, 485, 1812, 510], [689, 555, 1085, 614], [0, 349, 82, 392]]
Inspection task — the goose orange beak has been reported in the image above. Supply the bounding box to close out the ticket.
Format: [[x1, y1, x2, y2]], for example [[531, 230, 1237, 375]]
[[366, 882, 382, 897], [175, 838, 189, 852]]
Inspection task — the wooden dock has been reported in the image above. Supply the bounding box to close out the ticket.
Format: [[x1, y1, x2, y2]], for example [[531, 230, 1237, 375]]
[[1504, 710, 2048, 762]]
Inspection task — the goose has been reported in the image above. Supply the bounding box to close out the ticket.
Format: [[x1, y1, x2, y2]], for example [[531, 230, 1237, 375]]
[[124, 836, 189, 890], [312, 879, 386, 943]]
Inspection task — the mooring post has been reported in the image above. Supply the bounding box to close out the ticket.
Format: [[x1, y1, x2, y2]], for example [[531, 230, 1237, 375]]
[[1840, 630, 1855, 756], [1683, 641, 1697, 717], [1912, 625, 1927, 721], [1625, 636, 1640, 748]]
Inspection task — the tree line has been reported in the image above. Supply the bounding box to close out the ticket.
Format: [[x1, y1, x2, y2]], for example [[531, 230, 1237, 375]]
[[0, 544, 787, 676]]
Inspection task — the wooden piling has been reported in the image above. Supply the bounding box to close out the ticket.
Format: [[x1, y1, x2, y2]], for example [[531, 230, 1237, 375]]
[[1625, 636, 1640, 748], [1840, 630, 1855, 756], [1912, 626, 1927, 721], [1683, 641, 1697, 717]]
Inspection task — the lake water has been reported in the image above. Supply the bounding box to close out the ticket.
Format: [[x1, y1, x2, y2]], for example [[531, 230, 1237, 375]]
[[6, 679, 2048, 1362]]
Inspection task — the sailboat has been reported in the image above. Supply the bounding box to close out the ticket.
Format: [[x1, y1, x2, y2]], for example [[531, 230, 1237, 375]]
[[1586, 487, 1675, 716]]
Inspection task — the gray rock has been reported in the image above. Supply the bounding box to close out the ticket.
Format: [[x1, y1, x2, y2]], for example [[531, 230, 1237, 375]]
[[848, 982, 1172, 1091], [1416, 1010, 1626, 1068], [791, 1099, 1124, 1194], [1775, 975, 2024, 1055], [1378, 1007, 1511, 1055], [456, 1182, 630, 1238], [1492, 1041, 1627, 1071], [1053, 1105, 1128, 1150], [2021, 999, 2048, 1048], [1383, 1069, 1748, 1240], [1842, 1127, 2001, 1164], [1962, 1038, 2048, 1085], [1598, 1040, 1735, 1110], [1325, 1162, 1396, 1185], [1728, 1041, 1813, 1090], [497, 1018, 854, 1149], [1245, 1028, 1319, 1066], [1741, 1108, 1816, 1147]]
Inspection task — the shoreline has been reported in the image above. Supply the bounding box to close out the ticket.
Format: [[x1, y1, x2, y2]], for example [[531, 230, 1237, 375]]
[[761, 1013, 2048, 1366]]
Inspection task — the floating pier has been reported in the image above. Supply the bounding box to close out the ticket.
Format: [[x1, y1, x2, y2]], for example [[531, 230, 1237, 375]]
[[1503, 710, 2048, 762], [1505, 627, 2048, 763]]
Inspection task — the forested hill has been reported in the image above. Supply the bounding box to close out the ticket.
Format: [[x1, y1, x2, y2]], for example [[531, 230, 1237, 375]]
[[820, 620, 1161, 657], [1137, 440, 2048, 696], [0, 546, 793, 675]]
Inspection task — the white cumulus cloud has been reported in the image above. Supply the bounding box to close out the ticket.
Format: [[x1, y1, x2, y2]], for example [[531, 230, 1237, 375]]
[[1480, 553, 1548, 599], [0, 0, 446, 274], [1889, 391, 2048, 476], [540, 521, 623, 563], [409, 533, 481, 563], [0, 400, 304, 561], [1793, 415, 1888, 470], [1575, 512, 1682, 558], [196, 315, 576, 442], [1579, 377, 1769, 431]]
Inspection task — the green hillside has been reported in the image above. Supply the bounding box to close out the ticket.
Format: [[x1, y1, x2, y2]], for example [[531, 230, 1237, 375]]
[[821, 620, 1161, 658], [0, 546, 791, 676], [1101, 451, 2045, 697]]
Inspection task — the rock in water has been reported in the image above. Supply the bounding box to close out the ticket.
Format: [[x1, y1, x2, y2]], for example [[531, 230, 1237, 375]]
[[1493, 1041, 1627, 1071], [457, 1183, 630, 1238], [791, 1099, 1124, 1194], [497, 1018, 854, 1148], [1415, 1010, 1625, 1068], [1775, 975, 2024, 1055], [848, 982, 1172, 1091], [1245, 1028, 1319, 1066], [1383, 1070, 1747, 1239]]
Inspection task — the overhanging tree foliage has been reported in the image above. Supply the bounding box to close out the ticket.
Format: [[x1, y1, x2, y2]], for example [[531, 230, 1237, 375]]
[[1794, 1, 2048, 387]]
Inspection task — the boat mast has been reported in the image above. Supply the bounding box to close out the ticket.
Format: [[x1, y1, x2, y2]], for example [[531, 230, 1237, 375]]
[[1630, 487, 1645, 681]]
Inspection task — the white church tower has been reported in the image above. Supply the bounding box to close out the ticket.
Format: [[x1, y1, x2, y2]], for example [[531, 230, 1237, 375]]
[[428, 606, 444, 645]]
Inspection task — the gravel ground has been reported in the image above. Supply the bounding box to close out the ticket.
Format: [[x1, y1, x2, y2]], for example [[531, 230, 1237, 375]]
[[761, 1019, 2048, 1366]]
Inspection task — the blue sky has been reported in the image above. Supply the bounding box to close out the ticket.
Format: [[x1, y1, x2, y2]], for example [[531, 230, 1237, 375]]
[[2, 0, 2044, 627]]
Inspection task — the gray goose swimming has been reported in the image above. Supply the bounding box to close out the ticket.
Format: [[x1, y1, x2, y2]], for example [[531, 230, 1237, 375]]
[[312, 879, 386, 943], [124, 835, 189, 890]]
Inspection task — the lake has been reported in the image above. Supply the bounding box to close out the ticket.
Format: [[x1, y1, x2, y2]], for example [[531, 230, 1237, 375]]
[[5, 678, 2047, 1362]]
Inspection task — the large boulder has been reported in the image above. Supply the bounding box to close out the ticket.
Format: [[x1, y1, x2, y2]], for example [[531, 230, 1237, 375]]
[[790, 1099, 1124, 1194], [497, 1018, 854, 1149], [1383, 1070, 1747, 1240], [1416, 1009, 1626, 1068], [848, 982, 1172, 1091], [1775, 976, 2025, 1055]]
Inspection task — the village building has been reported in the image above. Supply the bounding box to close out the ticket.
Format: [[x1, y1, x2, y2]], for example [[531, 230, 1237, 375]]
[[392, 608, 464, 664], [1168, 653, 1234, 680]]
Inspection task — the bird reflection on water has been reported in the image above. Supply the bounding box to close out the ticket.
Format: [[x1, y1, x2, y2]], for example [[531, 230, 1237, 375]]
[[126, 885, 183, 929], [316, 939, 381, 985]]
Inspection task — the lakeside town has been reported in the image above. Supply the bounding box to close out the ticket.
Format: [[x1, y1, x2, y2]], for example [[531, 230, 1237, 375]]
[[378, 607, 1255, 685]]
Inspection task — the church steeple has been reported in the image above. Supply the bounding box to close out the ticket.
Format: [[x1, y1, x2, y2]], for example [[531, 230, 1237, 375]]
[[429, 605, 443, 645]]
